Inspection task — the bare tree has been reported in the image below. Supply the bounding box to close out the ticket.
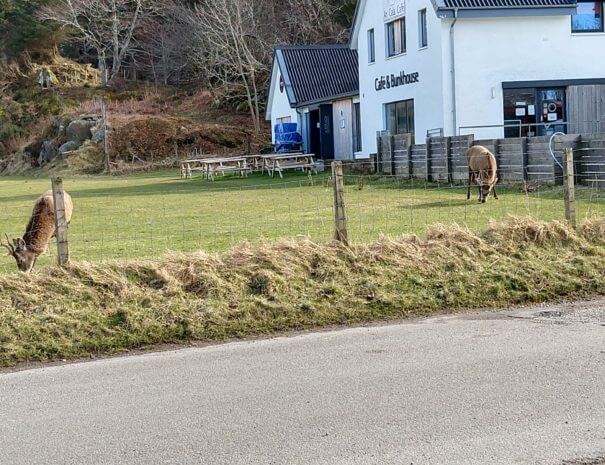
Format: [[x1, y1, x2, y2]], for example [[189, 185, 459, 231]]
[[136, 2, 193, 85], [38, 0, 147, 85], [189, 0, 272, 133]]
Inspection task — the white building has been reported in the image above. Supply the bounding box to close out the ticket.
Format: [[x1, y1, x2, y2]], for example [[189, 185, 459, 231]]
[[350, 0, 605, 156], [266, 45, 360, 162], [267, 0, 605, 160]]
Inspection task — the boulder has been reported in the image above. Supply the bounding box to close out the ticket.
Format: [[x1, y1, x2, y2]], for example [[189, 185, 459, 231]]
[[66, 119, 94, 143], [38, 140, 58, 166], [58, 141, 80, 156], [91, 125, 106, 144], [23, 140, 43, 167]]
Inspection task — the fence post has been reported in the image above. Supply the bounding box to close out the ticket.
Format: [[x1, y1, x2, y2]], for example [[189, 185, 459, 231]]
[[332, 161, 348, 245], [426, 139, 432, 182], [563, 148, 577, 229], [100, 98, 111, 174], [51, 177, 70, 267]]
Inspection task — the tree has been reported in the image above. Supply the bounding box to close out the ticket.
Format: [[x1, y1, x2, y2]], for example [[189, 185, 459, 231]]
[[189, 0, 271, 132], [0, 0, 55, 63], [38, 0, 148, 85], [135, 2, 194, 85]]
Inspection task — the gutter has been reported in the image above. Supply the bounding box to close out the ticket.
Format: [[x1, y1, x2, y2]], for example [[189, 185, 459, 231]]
[[449, 8, 459, 136]]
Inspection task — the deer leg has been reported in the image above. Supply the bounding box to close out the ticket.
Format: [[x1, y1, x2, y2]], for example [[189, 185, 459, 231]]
[[492, 184, 499, 200], [467, 172, 473, 200]]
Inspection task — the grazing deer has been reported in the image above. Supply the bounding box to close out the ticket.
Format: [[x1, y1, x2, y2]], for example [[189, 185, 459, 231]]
[[467, 146, 499, 204], [2, 190, 73, 272]]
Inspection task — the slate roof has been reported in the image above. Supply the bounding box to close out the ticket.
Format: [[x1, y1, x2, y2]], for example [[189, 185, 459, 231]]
[[440, 0, 575, 7], [275, 45, 359, 107]]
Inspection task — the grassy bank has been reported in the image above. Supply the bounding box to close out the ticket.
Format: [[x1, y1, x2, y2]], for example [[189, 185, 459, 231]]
[[1, 217, 604, 367]]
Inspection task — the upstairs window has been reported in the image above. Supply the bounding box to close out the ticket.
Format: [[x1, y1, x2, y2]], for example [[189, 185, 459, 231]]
[[572, 1, 604, 32], [418, 9, 428, 48], [368, 29, 376, 63], [386, 18, 406, 57]]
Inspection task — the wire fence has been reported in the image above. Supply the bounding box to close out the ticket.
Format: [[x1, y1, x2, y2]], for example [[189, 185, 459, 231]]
[[0, 153, 603, 274]]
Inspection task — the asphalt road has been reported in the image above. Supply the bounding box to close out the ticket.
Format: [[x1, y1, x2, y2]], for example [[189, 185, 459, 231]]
[[1, 300, 604, 465]]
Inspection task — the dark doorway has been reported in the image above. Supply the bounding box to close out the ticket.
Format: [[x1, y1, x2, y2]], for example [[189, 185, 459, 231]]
[[319, 104, 334, 160], [308, 109, 321, 158]]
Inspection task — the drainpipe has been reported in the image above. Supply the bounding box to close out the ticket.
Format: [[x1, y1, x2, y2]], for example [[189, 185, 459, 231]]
[[449, 8, 459, 136]]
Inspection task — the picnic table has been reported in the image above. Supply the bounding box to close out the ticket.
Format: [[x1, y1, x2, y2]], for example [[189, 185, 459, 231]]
[[180, 157, 249, 180], [261, 153, 317, 178]]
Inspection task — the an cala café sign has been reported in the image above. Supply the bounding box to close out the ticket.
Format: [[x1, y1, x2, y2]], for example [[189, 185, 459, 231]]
[[375, 70, 420, 91], [384, 0, 406, 21]]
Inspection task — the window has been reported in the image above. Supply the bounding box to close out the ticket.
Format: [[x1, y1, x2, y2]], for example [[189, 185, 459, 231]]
[[418, 9, 428, 48], [385, 99, 415, 136], [353, 103, 362, 153], [368, 29, 375, 63], [386, 18, 406, 57], [572, 1, 604, 32]]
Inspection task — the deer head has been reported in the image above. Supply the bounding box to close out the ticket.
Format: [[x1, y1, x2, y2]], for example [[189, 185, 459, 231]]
[[2, 234, 37, 272], [476, 173, 498, 204]]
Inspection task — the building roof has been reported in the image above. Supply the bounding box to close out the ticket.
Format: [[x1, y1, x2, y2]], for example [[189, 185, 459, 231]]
[[274, 45, 359, 108], [433, 0, 577, 17], [439, 0, 575, 8], [350, 0, 578, 46]]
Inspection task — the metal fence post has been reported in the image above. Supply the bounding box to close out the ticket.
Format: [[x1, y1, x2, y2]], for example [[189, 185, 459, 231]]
[[563, 148, 577, 229], [51, 177, 70, 267], [332, 161, 349, 245]]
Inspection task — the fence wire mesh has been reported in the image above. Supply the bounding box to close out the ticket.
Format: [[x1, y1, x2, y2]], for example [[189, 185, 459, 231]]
[[0, 156, 603, 273]]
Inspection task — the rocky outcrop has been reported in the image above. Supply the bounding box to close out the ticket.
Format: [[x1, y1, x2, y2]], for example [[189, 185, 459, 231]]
[[38, 140, 58, 166], [58, 141, 80, 156], [66, 119, 95, 143]]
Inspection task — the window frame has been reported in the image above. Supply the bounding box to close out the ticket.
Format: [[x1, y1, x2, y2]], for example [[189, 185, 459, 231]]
[[571, 0, 605, 33], [418, 9, 428, 48], [368, 29, 376, 63], [386, 17, 406, 58], [385, 99, 415, 136]]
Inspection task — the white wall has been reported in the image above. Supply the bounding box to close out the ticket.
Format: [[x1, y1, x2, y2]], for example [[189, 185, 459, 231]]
[[452, 16, 605, 139], [267, 62, 299, 144], [354, 0, 446, 156]]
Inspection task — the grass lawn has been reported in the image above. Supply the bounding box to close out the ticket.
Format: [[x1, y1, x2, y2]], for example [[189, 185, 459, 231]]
[[0, 169, 603, 273]]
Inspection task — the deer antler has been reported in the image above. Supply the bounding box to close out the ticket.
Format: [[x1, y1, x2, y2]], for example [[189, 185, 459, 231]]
[[1, 234, 15, 256]]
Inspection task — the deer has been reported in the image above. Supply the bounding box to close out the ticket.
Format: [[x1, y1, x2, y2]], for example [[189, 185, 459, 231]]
[[467, 145, 499, 204], [2, 190, 73, 272]]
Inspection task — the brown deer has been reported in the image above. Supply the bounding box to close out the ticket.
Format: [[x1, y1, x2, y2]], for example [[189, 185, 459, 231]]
[[2, 190, 73, 272], [467, 146, 499, 204]]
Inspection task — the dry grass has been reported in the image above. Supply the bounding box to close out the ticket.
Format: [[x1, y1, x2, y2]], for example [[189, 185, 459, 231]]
[[0, 217, 603, 367]]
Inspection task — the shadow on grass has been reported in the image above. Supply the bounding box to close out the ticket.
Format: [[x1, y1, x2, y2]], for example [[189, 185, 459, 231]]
[[0, 172, 332, 203]]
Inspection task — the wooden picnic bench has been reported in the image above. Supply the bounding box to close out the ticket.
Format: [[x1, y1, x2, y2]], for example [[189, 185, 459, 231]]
[[180, 157, 249, 180], [261, 153, 317, 178]]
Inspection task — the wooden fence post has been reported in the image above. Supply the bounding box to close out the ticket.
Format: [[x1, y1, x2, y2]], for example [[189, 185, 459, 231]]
[[332, 161, 348, 245], [51, 177, 70, 267], [563, 148, 577, 229], [100, 98, 111, 174]]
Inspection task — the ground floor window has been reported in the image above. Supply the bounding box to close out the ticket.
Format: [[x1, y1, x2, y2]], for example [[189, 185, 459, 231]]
[[385, 99, 414, 136], [353, 102, 362, 153], [503, 88, 566, 138]]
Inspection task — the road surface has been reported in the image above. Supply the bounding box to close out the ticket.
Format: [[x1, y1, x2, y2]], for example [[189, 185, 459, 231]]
[[1, 300, 604, 465]]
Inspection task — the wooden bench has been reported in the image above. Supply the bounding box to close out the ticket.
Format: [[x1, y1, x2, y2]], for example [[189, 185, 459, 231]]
[[262, 153, 317, 178]]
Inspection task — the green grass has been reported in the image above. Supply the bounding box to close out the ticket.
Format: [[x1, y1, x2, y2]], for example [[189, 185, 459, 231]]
[[0, 169, 603, 273]]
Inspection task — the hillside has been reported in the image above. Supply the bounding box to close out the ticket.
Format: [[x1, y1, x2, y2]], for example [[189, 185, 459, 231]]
[[0, 57, 269, 175]]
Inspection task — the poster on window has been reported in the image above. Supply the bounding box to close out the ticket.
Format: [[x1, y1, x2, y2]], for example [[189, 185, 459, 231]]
[[384, 0, 406, 21]]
